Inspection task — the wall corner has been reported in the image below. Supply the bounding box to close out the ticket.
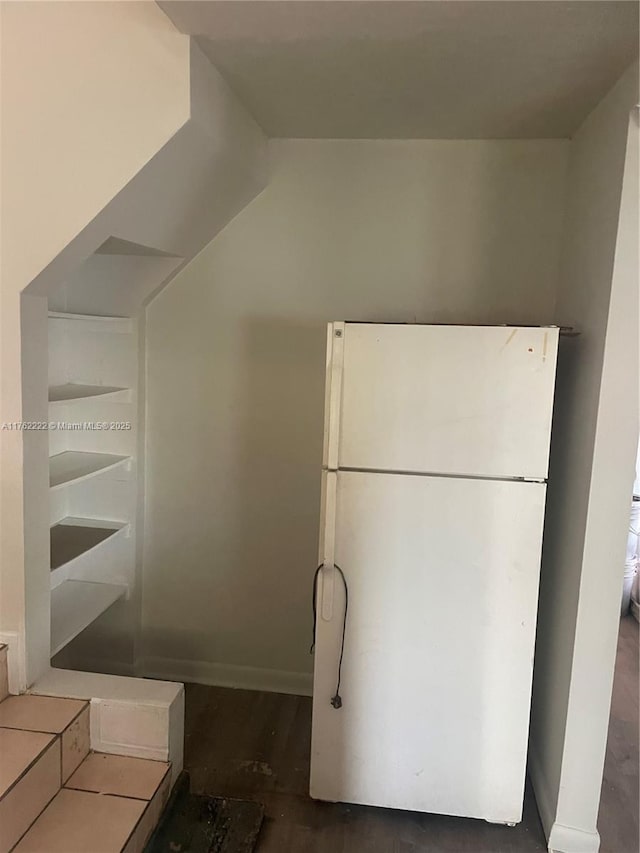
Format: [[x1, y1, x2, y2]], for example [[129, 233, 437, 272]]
[[548, 822, 600, 853]]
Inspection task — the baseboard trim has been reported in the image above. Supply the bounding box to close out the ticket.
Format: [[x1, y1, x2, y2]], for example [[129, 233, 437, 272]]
[[140, 655, 313, 697], [548, 822, 600, 853], [529, 747, 601, 853]]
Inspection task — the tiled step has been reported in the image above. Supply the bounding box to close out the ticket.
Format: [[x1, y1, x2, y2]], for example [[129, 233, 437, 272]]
[[66, 752, 170, 800], [0, 730, 60, 852], [14, 789, 145, 853], [0, 693, 90, 852], [31, 669, 184, 785], [0, 694, 89, 782], [0, 687, 172, 853], [15, 753, 170, 853]]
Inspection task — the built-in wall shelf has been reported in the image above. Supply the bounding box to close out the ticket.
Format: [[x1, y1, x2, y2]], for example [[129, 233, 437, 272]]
[[46, 302, 137, 668], [48, 383, 129, 404], [95, 236, 181, 259], [49, 451, 130, 490], [48, 312, 133, 334], [50, 580, 127, 656], [50, 517, 127, 571]]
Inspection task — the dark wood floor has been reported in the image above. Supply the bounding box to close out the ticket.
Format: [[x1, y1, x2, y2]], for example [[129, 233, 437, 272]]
[[183, 617, 638, 853]]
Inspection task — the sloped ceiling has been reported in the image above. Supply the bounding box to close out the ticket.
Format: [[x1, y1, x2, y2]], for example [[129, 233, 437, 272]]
[[27, 42, 268, 317], [160, 0, 639, 139]]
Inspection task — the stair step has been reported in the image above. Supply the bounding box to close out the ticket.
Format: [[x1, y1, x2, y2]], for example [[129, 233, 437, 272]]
[[0, 690, 173, 853], [0, 730, 60, 852], [13, 788, 146, 853], [0, 695, 89, 782], [0, 729, 56, 799], [0, 694, 86, 733], [66, 752, 170, 801], [31, 669, 184, 785], [0, 694, 92, 852], [14, 753, 171, 853]]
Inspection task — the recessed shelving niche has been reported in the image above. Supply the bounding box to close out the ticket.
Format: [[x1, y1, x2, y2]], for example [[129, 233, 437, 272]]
[[46, 308, 137, 658]]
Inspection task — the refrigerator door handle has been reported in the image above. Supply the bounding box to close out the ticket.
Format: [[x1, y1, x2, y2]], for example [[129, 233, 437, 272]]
[[320, 471, 338, 621], [326, 322, 345, 471], [311, 561, 348, 710], [321, 565, 335, 623]]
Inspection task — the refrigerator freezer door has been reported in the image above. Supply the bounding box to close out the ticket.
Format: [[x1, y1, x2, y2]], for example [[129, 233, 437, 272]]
[[334, 324, 558, 479], [310, 470, 547, 823]]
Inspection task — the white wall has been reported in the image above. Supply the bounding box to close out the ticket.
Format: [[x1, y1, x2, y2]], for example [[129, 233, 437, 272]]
[[34, 44, 266, 682], [0, 1, 191, 684], [141, 139, 569, 693], [529, 64, 639, 853], [0, 2, 267, 686], [0, 1, 190, 294]]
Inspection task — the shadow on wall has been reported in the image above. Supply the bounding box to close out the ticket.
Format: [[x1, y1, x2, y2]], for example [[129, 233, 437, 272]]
[[141, 316, 326, 682], [229, 315, 326, 664], [530, 333, 584, 790]]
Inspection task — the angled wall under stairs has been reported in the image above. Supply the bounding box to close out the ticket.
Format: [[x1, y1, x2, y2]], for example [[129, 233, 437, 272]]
[[1, 3, 267, 689]]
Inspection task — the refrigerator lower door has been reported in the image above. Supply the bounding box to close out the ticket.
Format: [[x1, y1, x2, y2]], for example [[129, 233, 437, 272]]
[[310, 470, 547, 824]]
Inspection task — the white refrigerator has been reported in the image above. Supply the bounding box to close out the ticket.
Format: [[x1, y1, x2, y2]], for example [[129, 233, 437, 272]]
[[310, 322, 559, 825]]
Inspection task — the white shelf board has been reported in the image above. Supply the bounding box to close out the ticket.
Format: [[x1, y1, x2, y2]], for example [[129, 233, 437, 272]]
[[51, 580, 127, 657], [50, 517, 128, 586], [48, 312, 133, 334], [95, 236, 181, 258], [49, 451, 130, 490], [48, 311, 128, 321], [49, 384, 129, 404]]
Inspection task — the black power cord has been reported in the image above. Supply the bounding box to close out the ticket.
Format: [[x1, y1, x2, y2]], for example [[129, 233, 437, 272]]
[[311, 563, 348, 709]]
